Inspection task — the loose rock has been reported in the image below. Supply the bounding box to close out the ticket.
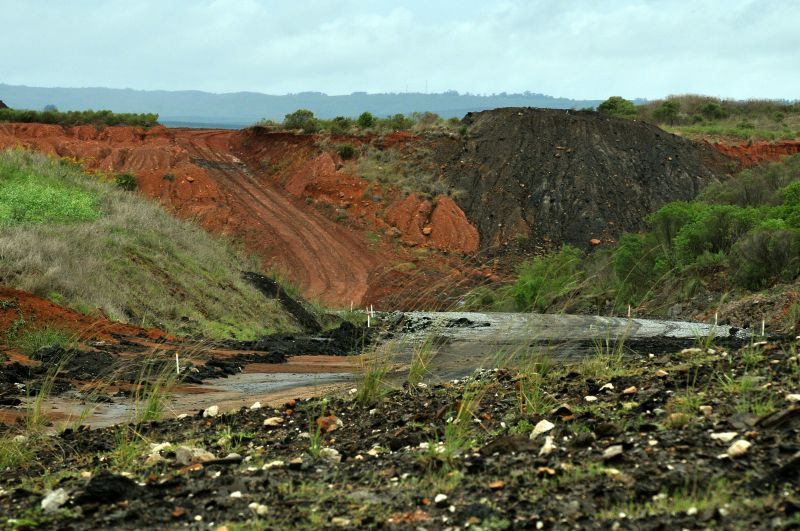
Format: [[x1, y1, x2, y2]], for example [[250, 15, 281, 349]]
[[530, 419, 555, 439], [727, 439, 752, 458], [41, 488, 69, 514]]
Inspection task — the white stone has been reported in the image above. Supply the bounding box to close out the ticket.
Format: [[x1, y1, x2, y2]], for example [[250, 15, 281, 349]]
[[249, 502, 269, 515], [584, 395, 598, 402], [320, 448, 341, 463], [263, 417, 284, 427], [332, 517, 351, 526], [174, 446, 216, 465], [530, 419, 555, 439], [539, 436, 555, 456], [785, 394, 800, 403], [262, 460, 285, 470], [600, 383, 615, 392], [434, 493, 448, 504], [203, 405, 219, 418], [602, 445, 624, 460], [727, 439, 751, 458], [229, 491, 242, 498], [12, 435, 28, 444], [41, 488, 69, 514], [249, 401, 262, 410], [710, 432, 738, 443], [681, 348, 702, 355], [686, 507, 698, 516]]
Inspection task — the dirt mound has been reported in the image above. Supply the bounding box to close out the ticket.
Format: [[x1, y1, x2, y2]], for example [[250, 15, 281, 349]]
[[435, 108, 733, 254], [385, 193, 479, 252], [711, 140, 800, 167]]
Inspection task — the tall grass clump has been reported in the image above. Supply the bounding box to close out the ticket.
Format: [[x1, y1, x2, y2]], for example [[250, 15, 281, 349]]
[[0, 148, 299, 339], [511, 245, 584, 312]]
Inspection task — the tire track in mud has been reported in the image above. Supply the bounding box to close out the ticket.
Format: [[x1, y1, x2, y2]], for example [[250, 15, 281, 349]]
[[177, 130, 378, 306]]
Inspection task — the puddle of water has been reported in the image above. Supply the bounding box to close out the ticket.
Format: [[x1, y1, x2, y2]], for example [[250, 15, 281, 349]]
[[3, 312, 745, 429], [39, 371, 355, 430]]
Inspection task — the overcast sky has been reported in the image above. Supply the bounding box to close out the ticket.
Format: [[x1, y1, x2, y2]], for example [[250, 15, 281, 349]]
[[1, 0, 797, 100]]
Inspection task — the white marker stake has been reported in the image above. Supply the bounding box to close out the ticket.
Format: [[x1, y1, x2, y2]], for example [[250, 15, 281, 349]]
[[175, 352, 180, 375], [627, 305, 631, 318], [367, 311, 371, 328], [715, 312, 718, 326], [350, 301, 353, 312], [761, 320, 765, 337]]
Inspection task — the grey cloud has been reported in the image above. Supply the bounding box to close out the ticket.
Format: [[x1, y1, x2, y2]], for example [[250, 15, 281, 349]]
[[0, 0, 796, 99]]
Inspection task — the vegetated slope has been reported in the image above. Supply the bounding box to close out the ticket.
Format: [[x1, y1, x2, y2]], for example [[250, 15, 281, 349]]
[[0, 149, 299, 340], [436, 108, 733, 254]]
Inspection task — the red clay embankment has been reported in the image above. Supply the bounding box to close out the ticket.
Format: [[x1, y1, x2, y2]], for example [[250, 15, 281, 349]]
[[0, 123, 481, 307]]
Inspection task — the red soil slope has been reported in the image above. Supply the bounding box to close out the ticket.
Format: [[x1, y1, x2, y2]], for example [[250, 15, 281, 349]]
[[0, 286, 168, 345], [0, 124, 482, 307], [710, 140, 800, 167]]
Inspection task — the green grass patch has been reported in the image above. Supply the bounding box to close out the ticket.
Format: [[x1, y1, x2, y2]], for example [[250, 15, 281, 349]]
[[0, 157, 101, 227], [12, 326, 72, 356]]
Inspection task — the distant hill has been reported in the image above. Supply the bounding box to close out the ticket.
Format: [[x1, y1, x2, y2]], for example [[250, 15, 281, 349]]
[[0, 83, 605, 128]]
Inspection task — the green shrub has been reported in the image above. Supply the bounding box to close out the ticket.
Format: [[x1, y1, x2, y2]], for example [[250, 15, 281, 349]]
[[700, 102, 729, 120], [115, 172, 137, 191], [283, 109, 319, 133], [597, 96, 637, 117], [337, 144, 356, 160], [730, 228, 800, 289], [653, 100, 680, 124], [674, 205, 764, 266], [329, 116, 353, 135], [381, 113, 414, 131], [0, 108, 158, 127], [357, 111, 375, 128], [512, 245, 584, 312], [646, 201, 706, 255]]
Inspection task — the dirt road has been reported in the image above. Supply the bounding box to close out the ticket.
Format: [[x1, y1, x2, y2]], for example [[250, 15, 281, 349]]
[[175, 129, 379, 305]]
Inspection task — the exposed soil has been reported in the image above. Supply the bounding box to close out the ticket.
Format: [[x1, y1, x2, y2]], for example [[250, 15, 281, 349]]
[[433, 108, 734, 255], [1, 338, 798, 529], [0, 115, 736, 308], [710, 140, 800, 167]]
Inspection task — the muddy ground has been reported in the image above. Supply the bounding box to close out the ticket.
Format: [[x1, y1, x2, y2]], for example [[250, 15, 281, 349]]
[[1, 330, 798, 529]]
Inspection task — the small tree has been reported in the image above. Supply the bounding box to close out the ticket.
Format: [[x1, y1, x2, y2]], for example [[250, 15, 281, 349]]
[[597, 96, 637, 117], [357, 111, 375, 128], [283, 109, 319, 133], [653, 100, 680, 124], [700, 102, 728, 120]]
